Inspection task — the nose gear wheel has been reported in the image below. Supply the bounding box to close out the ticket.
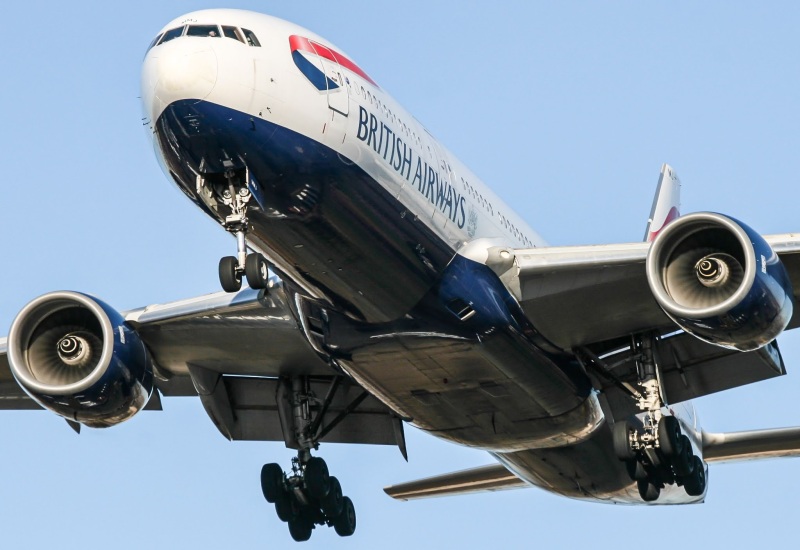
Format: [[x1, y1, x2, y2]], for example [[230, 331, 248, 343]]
[[212, 168, 271, 292]]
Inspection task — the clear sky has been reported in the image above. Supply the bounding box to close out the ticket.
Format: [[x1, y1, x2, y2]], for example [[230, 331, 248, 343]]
[[1, 1, 799, 548]]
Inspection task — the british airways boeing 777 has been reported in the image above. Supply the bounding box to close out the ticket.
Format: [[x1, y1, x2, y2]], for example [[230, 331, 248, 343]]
[[2, 9, 800, 542]]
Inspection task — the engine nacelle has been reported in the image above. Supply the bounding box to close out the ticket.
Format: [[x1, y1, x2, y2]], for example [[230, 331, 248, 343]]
[[7, 292, 154, 428], [646, 212, 794, 351]]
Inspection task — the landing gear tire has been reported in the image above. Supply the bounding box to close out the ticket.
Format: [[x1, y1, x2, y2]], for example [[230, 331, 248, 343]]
[[275, 490, 294, 523], [245, 253, 269, 289], [288, 514, 313, 542], [613, 420, 636, 461], [637, 478, 660, 502], [305, 456, 331, 499], [219, 256, 242, 292], [674, 435, 694, 477], [333, 496, 356, 537], [321, 476, 344, 518], [625, 459, 648, 482], [261, 463, 283, 503], [683, 456, 706, 496], [658, 415, 682, 459]]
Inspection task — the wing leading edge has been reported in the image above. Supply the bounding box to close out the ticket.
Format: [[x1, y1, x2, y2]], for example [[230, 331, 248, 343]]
[[0, 283, 405, 449], [501, 234, 800, 351]]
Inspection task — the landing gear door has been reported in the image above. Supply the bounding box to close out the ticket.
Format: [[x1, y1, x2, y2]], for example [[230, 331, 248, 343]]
[[310, 41, 350, 116]]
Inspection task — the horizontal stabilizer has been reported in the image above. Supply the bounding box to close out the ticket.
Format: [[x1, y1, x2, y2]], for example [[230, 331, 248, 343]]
[[384, 464, 527, 501], [703, 427, 800, 463]]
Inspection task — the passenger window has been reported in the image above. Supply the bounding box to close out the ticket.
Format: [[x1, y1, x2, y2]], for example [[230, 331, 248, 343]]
[[222, 26, 244, 43], [187, 24, 221, 37], [242, 28, 261, 47], [158, 26, 185, 45]]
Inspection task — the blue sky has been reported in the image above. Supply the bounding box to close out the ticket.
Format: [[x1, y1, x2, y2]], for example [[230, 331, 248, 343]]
[[1, 1, 799, 548]]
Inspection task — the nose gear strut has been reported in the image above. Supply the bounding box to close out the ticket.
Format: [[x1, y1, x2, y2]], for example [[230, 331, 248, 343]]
[[216, 168, 270, 292]]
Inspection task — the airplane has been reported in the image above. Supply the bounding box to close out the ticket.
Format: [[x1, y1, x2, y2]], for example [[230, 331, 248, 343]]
[[2, 7, 800, 543]]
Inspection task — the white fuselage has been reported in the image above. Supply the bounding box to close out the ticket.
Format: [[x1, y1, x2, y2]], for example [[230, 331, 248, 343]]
[[141, 9, 704, 505], [141, 9, 544, 260]]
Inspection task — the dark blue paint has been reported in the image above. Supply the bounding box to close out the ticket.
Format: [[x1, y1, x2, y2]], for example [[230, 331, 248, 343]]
[[156, 99, 455, 322], [292, 50, 339, 91], [672, 216, 794, 351], [31, 295, 154, 428], [155, 98, 595, 441]]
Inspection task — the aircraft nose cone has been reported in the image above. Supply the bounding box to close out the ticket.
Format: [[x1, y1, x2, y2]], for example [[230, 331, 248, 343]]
[[141, 41, 218, 124]]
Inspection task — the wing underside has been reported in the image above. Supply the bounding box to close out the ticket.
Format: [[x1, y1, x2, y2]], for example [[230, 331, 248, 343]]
[[0, 284, 404, 449]]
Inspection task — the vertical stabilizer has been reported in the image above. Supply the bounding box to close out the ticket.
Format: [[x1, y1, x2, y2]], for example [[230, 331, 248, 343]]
[[644, 164, 681, 242]]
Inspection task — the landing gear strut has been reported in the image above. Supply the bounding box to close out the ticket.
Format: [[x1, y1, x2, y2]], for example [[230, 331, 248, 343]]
[[215, 168, 270, 292], [607, 334, 707, 501], [260, 377, 359, 541]]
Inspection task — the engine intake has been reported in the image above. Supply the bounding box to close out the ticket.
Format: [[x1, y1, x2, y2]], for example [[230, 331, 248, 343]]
[[7, 292, 154, 428], [646, 212, 793, 351]]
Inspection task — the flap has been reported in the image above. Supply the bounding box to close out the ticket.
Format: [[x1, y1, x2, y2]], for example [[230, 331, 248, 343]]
[[583, 334, 786, 420], [657, 336, 785, 404], [229, 376, 400, 444]]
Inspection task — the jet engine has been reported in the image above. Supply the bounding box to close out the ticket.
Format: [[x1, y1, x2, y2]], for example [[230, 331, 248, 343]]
[[646, 212, 793, 351], [7, 292, 154, 428]]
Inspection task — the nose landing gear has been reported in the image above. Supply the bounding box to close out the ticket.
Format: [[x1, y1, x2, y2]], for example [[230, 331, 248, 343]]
[[215, 168, 270, 292]]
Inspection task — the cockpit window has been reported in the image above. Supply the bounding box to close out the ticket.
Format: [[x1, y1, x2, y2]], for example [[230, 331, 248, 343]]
[[158, 26, 185, 45], [146, 33, 163, 54], [222, 26, 244, 43], [241, 28, 261, 47], [187, 24, 221, 38], [153, 23, 252, 47]]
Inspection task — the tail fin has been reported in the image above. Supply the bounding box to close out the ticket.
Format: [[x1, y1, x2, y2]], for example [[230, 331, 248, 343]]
[[644, 164, 681, 242]]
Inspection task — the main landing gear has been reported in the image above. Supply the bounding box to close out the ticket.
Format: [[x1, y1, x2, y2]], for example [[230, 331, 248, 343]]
[[610, 334, 707, 502], [215, 168, 270, 293], [260, 453, 356, 542], [260, 377, 359, 542]]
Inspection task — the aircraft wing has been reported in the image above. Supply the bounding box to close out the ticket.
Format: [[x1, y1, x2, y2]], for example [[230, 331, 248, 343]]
[[460, 233, 800, 408], [509, 241, 664, 350], [504, 233, 800, 351], [0, 338, 40, 410], [500, 233, 800, 349], [0, 284, 405, 449]]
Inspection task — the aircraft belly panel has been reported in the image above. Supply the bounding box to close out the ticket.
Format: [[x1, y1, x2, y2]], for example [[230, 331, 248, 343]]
[[314, 255, 605, 452], [494, 423, 704, 505], [154, 99, 453, 323]]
